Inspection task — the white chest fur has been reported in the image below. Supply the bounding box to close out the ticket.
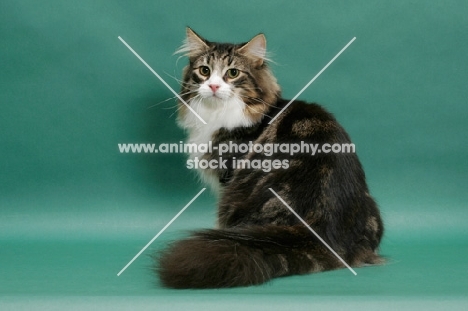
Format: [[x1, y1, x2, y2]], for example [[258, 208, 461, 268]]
[[181, 97, 252, 156], [179, 97, 253, 189]]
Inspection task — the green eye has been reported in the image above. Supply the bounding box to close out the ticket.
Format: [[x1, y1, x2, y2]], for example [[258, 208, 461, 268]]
[[199, 66, 210, 77], [227, 68, 239, 79]]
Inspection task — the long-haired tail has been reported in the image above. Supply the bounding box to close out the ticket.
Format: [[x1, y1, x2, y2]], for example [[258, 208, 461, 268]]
[[155, 225, 380, 288]]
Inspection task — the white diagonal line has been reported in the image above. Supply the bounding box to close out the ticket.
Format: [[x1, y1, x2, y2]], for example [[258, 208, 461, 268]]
[[268, 37, 356, 124], [268, 188, 357, 276], [118, 36, 207, 125], [117, 188, 206, 276]]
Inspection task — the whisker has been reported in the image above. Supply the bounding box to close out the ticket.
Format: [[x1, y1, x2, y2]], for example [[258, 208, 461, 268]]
[[235, 95, 274, 119], [146, 90, 198, 109], [238, 86, 264, 92], [163, 71, 200, 89], [162, 103, 180, 110], [246, 104, 269, 118], [238, 94, 278, 108], [168, 94, 201, 120], [163, 71, 191, 86]]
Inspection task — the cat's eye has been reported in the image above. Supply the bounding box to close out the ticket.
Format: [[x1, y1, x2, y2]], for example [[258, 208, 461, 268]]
[[227, 68, 239, 79], [199, 66, 211, 77]]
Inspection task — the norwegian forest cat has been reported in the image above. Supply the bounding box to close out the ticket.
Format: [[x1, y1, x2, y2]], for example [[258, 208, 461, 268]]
[[156, 28, 384, 288]]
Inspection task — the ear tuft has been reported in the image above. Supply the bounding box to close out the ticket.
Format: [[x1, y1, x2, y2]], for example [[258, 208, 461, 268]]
[[175, 27, 209, 57], [238, 34, 268, 66]]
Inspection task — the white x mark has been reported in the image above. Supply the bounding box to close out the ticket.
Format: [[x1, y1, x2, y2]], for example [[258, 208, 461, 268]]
[[268, 37, 356, 124], [118, 36, 207, 124], [269, 188, 357, 275], [117, 188, 206, 276]]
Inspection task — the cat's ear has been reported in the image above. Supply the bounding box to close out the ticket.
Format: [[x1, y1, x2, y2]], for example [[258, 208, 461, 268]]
[[175, 27, 209, 57], [238, 34, 267, 66]]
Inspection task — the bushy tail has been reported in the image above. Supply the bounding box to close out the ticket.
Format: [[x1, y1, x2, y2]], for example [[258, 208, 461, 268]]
[[155, 225, 352, 289]]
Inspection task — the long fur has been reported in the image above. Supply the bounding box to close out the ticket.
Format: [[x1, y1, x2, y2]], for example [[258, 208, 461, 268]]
[[157, 226, 346, 289], [155, 29, 384, 289]]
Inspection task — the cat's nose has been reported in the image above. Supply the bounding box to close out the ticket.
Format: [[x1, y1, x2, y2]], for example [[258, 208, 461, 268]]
[[209, 84, 220, 93]]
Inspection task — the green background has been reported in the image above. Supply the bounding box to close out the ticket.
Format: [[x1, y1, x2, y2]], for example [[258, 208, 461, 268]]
[[1, 0, 467, 310]]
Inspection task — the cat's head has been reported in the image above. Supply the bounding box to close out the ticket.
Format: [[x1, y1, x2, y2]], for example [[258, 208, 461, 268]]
[[176, 28, 280, 127]]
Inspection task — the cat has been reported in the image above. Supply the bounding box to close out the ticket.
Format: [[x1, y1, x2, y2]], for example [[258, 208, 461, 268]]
[[155, 28, 384, 288]]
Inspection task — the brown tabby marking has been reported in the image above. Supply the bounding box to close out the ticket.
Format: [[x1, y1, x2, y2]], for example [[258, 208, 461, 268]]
[[155, 28, 384, 289]]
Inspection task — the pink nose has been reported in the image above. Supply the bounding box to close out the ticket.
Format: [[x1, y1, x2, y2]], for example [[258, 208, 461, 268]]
[[209, 84, 220, 93]]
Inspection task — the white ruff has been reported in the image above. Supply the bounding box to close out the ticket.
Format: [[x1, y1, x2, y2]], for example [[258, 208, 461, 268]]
[[179, 96, 253, 190], [180, 97, 252, 156]]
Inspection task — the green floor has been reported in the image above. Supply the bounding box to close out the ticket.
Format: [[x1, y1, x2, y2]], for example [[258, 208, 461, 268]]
[[2, 237, 467, 310], [2, 1, 468, 310]]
